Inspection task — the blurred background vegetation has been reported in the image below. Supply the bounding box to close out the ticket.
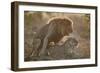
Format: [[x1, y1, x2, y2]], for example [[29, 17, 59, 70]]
[[24, 11, 90, 61]]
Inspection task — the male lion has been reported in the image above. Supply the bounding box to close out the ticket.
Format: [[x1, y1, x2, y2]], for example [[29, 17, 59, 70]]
[[32, 17, 73, 58]]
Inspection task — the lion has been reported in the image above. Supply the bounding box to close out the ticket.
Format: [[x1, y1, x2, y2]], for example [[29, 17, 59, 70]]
[[31, 17, 73, 58]]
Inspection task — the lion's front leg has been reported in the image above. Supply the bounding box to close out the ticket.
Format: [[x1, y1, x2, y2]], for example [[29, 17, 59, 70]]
[[39, 37, 48, 57], [39, 23, 54, 57]]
